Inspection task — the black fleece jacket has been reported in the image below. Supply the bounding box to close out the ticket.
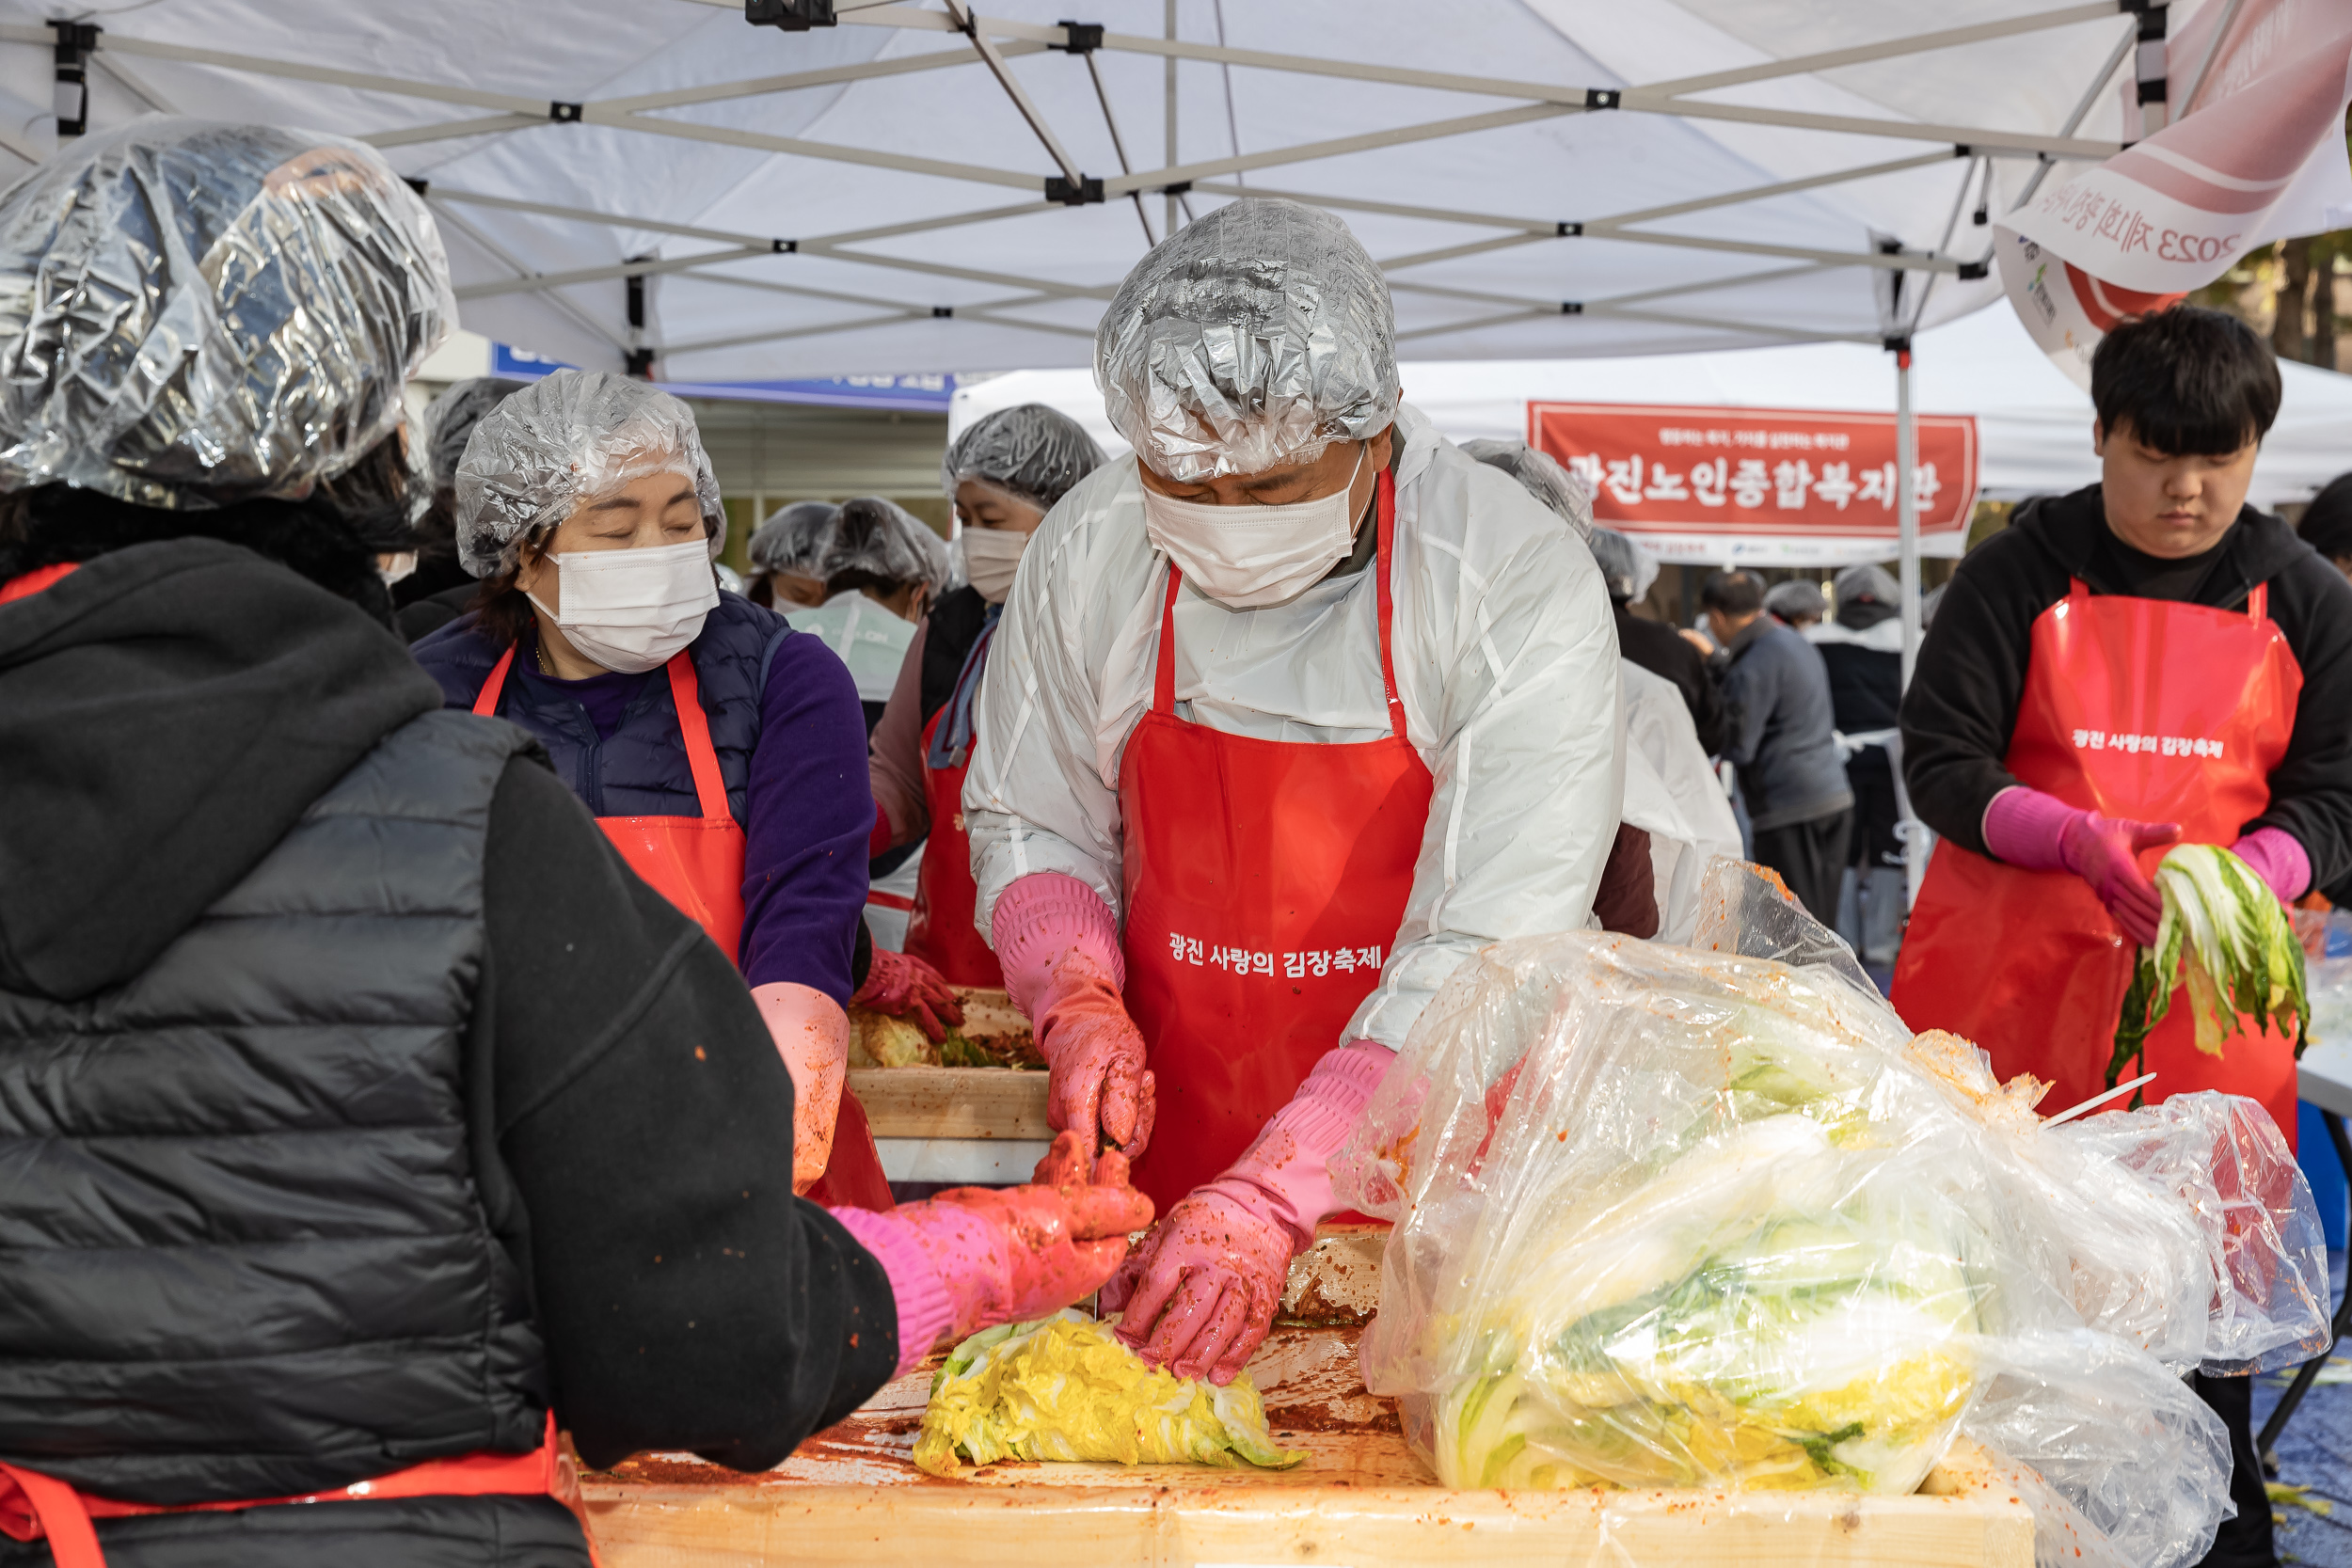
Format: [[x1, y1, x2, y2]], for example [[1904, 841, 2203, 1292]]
[[1900, 484, 2352, 894], [0, 538, 895, 1475]]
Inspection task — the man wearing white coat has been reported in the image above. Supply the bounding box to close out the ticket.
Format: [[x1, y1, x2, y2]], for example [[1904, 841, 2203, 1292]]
[[963, 198, 1624, 1385]]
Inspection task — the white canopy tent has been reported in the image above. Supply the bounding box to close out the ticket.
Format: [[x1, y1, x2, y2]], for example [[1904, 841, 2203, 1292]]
[[0, 1, 2203, 380], [951, 301, 2352, 529]]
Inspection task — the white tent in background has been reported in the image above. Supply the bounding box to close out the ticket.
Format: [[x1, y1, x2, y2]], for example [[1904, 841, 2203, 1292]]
[[952, 302, 2352, 550]]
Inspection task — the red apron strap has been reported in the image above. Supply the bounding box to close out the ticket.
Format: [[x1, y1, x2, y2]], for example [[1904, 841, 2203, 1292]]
[[0, 562, 78, 606], [1151, 562, 1183, 717], [1372, 468, 1405, 742], [471, 647, 516, 718], [0, 1465, 103, 1568], [663, 653, 731, 823], [2074, 573, 2269, 624]]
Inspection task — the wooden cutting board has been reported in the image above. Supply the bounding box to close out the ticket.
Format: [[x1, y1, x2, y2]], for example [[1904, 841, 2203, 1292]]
[[580, 1227, 2036, 1567]]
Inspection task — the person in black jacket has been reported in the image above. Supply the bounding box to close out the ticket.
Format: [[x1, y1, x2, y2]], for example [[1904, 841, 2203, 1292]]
[[1588, 526, 1726, 754], [0, 119, 1147, 1568], [1894, 306, 2352, 1568], [1704, 569, 1853, 922]]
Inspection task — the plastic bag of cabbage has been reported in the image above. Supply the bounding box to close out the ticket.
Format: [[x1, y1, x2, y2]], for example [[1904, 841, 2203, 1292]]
[[1334, 863, 2328, 1568]]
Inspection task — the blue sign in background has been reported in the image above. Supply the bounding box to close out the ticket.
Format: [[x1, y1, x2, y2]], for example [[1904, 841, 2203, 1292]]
[[488, 343, 955, 412]]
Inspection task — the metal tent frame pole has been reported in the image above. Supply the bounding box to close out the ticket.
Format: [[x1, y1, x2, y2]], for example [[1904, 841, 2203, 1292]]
[[0, 2, 2152, 377], [1894, 343, 1931, 911]]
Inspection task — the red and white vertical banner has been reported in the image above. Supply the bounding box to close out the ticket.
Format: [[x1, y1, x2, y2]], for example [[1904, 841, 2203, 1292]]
[[1528, 403, 1979, 566], [1997, 0, 2352, 388]]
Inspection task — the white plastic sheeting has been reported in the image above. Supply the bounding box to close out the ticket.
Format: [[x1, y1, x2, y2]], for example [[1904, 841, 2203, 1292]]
[[0, 1, 2238, 381], [953, 304, 2352, 530]]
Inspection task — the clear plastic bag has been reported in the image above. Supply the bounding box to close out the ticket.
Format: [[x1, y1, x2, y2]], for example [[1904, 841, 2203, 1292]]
[[1336, 860, 2326, 1568]]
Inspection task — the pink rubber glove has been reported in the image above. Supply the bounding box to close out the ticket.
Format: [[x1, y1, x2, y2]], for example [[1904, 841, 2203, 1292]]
[[1102, 1040, 1391, 1385], [2232, 827, 2310, 905], [993, 873, 1153, 1176], [1982, 786, 2178, 947], [852, 948, 965, 1042], [831, 1131, 1156, 1374], [752, 981, 850, 1193]]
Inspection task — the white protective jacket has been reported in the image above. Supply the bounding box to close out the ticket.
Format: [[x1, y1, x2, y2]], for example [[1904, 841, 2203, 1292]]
[[963, 403, 1624, 1051], [1620, 658, 1744, 942]]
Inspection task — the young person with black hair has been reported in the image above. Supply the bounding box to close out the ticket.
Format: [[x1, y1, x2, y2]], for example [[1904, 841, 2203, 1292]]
[[0, 121, 1149, 1568], [1894, 306, 2352, 1568], [1703, 567, 1852, 923]]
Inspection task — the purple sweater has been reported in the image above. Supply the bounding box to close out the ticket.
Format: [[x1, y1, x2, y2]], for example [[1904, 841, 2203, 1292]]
[[516, 634, 871, 1003]]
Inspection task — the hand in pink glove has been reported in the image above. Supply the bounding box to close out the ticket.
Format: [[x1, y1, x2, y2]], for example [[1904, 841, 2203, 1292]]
[[1983, 786, 2178, 947], [1102, 1041, 1390, 1385], [993, 873, 1153, 1177], [2233, 827, 2311, 906], [835, 1131, 1156, 1370], [852, 948, 965, 1042]]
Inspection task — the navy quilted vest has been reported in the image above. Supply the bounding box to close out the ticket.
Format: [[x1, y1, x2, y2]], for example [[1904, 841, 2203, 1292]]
[[412, 594, 788, 825]]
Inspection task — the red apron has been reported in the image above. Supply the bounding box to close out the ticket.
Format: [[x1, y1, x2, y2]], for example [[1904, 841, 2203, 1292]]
[[902, 705, 1004, 987], [1118, 470, 1435, 1213], [473, 645, 891, 1206], [476, 647, 746, 958], [1892, 578, 2303, 1141]]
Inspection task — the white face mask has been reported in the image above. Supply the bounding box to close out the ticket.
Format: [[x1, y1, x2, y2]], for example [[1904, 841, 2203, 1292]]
[[529, 537, 719, 675], [959, 526, 1030, 604], [1139, 445, 1365, 609], [376, 551, 418, 587]]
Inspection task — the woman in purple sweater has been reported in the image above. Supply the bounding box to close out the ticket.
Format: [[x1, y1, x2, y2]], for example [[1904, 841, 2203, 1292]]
[[411, 369, 915, 1204]]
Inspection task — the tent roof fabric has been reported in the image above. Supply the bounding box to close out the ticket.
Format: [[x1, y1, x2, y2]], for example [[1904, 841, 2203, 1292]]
[[0, 1, 2233, 382]]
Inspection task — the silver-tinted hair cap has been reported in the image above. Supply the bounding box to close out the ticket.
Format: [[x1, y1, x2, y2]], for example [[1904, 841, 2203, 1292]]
[[0, 119, 453, 508], [453, 369, 725, 578], [1095, 198, 1396, 483]]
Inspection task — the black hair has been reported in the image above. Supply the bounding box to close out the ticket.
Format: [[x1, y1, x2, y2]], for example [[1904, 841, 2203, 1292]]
[[0, 433, 417, 626], [1701, 569, 1764, 616], [2090, 305, 2280, 457], [2298, 471, 2352, 562]]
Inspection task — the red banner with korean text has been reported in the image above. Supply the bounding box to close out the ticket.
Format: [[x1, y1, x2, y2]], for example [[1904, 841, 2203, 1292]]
[[1527, 402, 1979, 567]]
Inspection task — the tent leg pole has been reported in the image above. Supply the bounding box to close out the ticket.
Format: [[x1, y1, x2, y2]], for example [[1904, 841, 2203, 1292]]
[[1164, 0, 1179, 240], [1896, 346, 1928, 913]]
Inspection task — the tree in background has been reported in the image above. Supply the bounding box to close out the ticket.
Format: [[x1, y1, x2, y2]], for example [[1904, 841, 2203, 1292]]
[[2191, 119, 2352, 370]]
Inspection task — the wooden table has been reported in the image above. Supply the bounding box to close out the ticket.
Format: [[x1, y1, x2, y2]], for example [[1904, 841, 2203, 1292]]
[[853, 990, 1051, 1185], [581, 1229, 2038, 1567]]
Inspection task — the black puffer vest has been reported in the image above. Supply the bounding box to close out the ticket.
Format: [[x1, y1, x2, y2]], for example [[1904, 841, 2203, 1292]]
[[411, 594, 787, 824], [0, 711, 549, 1508]]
